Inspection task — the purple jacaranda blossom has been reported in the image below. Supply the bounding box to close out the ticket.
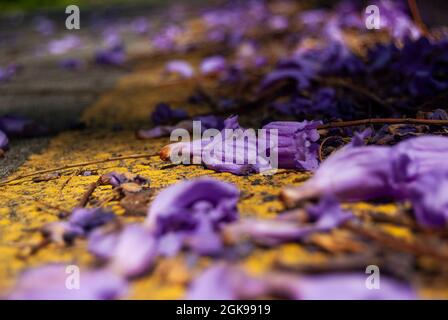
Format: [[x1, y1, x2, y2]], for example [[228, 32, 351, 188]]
[[225, 197, 352, 246], [89, 224, 157, 278], [8, 265, 127, 300], [263, 120, 321, 171], [41, 208, 116, 245], [48, 35, 82, 55], [376, 0, 420, 40], [146, 177, 239, 255], [281, 145, 393, 205], [404, 171, 448, 228], [426, 109, 448, 120], [261, 52, 319, 91], [151, 103, 188, 126], [0, 130, 9, 151], [160, 116, 320, 175], [69, 208, 116, 233], [187, 264, 416, 300], [390, 136, 448, 193], [41, 222, 84, 245], [99, 171, 149, 188], [187, 263, 266, 300], [151, 25, 182, 52], [95, 44, 126, 66], [0, 115, 47, 137], [108, 224, 158, 278], [166, 60, 194, 78], [200, 56, 227, 76], [296, 273, 416, 300]]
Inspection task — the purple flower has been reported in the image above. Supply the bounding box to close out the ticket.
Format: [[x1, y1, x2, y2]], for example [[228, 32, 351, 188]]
[[8, 265, 127, 300], [225, 197, 352, 246], [0, 115, 47, 137], [69, 208, 116, 233], [166, 60, 194, 78], [391, 136, 448, 190], [200, 56, 227, 76], [42, 208, 116, 245], [99, 172, 149, 188], [263, 120, 321, 171], [297, 273, 416, 300], [187, 263, 265, 300], [48, 35, 82, 55], [89, 224, 157, 278], [146, 177, 239, 255], [187, 264, 416, 300], [151, 103, 188, 126], [41, 222, 84, 245], [281, 145, 393, 205], [0, 130, 9, 151], [95, 44, 126, 66], [404, 171, 448, 228], [109, 224, 158, 278]]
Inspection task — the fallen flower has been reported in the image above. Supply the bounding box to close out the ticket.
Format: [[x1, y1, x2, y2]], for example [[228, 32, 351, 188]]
[[151, 103, 188, 126], [263, 120, 321, 171], [200, 56, 227, 76], [296, 273, 416, 300], [390, 136, 448, 192], [160, 116, 321, 175], [0, 115, 47, 137], [7, 264, 127, 300], [166, 60, 194, 78], [404, 171, 448, 228], [187, 263, 416, 300], [42, 208, 116, 245], [281, 145, 393, 205], [0, 130, 9, 152], [224, 197, 352, 246], [95, 44, 126, 66], [146, 177, 239, 255], [99, 171, 149, 188], [108, 224, 158, 278], [69, 208, 116, 233]]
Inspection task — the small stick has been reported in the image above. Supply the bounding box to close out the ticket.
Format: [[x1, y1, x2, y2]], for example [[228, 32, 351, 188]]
[[317, 118, 448, 130], [77, 179, 100, 208], [0, 153, 157, 187], [322, 78, 392, 112], [407, 0, 430, 36], [345, 221, 448, 261]]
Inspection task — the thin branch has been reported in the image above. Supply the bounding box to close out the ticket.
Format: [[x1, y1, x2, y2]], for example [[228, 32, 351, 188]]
[[318, 118, 448, 130], [408, 0, 430, 36], [0, 153, 158, 187], [77, 179, 100, 208], [345, 221, 448, 261]]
